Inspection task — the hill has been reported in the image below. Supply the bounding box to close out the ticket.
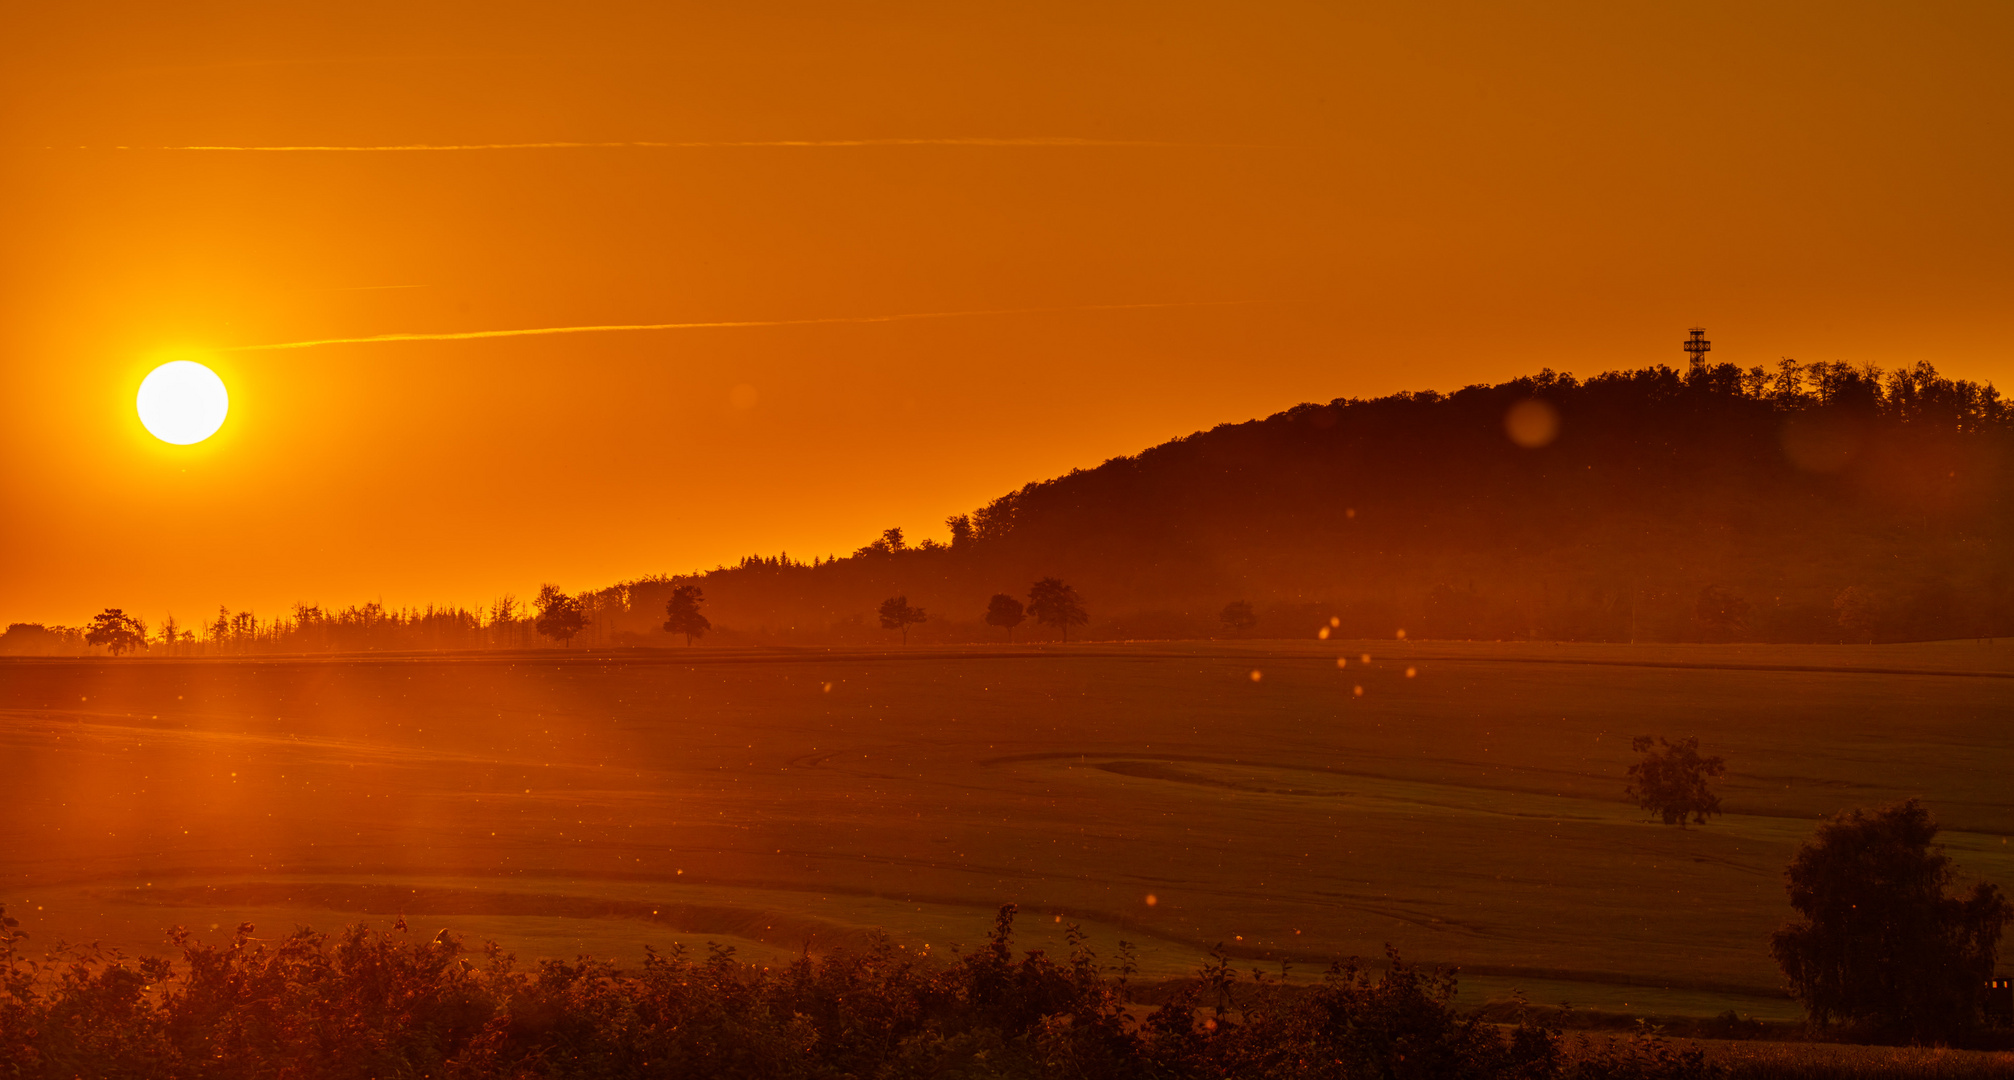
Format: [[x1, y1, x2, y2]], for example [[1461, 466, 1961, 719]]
[[618, 358, 2009, 645]]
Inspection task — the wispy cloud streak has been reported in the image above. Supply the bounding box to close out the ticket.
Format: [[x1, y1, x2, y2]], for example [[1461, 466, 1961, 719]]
[[122, 137, 1245, 152], [223, 301, 1271, 353]]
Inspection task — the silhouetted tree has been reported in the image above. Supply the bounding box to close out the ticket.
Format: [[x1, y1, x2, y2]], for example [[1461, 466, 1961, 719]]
[[1028, 578, 1088, 643], [662, 584, 711, 646], [946, 514, 974, 547], [1694, 585, 1750, 642], [1220, 600, 1258, 635], [489, 594, 520, 648], [533, 584, 586, 647], [855, 527, 909, 557], [971, 491, 1023, 542], [1625, 736, 1725, 826], [877, 596, 927, 644], [84, 609, 146, 656], [985, 594, 1025, 641], [1770, 799, 2012, 1041]]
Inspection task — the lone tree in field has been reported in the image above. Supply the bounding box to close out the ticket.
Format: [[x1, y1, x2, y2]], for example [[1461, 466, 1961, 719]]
[[84, 609, 146, 656], [1220, 600, 1258, 635], [985, 593, 1025, 641], [1625, 735, 1725, 826], [533, 584, 586, 647], [662, 584, 711, 645], [1027, 578, 1089, 642], [878, 595, 927, 644], [1770, 799, 2011, 1042]]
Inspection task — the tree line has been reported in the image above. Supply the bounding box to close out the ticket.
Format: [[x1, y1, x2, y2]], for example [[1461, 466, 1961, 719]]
[[3, 576, 1104, 657], [520, 574, 1094, 650], [875, 578, 1091, 646], [4, 602, 530, 657], [1, 581, 729, 658]]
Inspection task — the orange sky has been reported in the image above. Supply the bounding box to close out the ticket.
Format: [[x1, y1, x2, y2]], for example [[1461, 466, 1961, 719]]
[[3, 2, 2010, 626]]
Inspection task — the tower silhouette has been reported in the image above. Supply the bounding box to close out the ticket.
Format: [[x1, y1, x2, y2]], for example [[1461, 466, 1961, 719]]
[[1683, 327, 1711, 368]]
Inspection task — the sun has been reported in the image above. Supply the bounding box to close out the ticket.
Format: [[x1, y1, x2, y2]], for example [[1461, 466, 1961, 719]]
[[137, 360, 230, 445]]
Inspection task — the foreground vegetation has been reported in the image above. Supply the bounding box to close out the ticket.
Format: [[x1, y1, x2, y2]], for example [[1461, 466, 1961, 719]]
[[9, 905, 2014, 1080], [0, 902, 1733, 1080]]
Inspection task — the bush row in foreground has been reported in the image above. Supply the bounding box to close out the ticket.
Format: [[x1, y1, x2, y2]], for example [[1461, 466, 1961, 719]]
[[0, 903, 1735, 1080]]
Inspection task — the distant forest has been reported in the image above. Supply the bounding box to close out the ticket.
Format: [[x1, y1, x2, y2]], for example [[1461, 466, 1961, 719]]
[[7, 355, 2008, 655]]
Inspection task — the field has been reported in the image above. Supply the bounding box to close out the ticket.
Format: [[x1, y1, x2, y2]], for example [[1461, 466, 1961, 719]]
[[3, 640, 2011, 1022]]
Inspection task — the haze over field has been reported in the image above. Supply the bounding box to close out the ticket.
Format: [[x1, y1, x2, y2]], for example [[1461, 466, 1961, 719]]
[[7, 641, 2011, 1019]]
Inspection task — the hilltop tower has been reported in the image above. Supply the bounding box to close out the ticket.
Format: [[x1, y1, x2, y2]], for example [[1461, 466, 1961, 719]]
[[1683, 327, 1711, 368]]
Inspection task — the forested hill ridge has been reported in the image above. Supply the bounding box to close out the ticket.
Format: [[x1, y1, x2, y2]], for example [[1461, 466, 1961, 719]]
[[650, 357, 2009, 646], [6, 357, 2008, 655]]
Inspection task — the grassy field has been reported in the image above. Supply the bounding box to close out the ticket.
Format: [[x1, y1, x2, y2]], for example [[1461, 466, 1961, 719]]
[[2, 639, 2010, 1022]]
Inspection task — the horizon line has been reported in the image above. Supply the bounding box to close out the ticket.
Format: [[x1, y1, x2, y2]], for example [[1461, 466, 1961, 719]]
[[220, 300, 1281, 352]]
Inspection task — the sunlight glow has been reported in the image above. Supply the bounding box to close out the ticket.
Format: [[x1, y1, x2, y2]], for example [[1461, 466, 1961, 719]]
[[136, 361, 229, 444]]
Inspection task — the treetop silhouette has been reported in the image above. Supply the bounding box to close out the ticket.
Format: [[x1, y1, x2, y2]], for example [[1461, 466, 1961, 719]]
[[1028, 578, 1088, 642], [985, 593, 1025, 641], [533, 585, 586, 647], [877, 595, 927, 644], [84, 609, 146, 656], [662, 583, 710, 645]]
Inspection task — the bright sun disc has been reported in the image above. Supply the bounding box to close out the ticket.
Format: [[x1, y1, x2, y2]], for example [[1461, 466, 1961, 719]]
[[137, 360, 229, 444]]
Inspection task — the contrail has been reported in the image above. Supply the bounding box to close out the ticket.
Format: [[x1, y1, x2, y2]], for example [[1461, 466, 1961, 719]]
[[121, 137, 1251, 152], [222, 300, 1273, 353]]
